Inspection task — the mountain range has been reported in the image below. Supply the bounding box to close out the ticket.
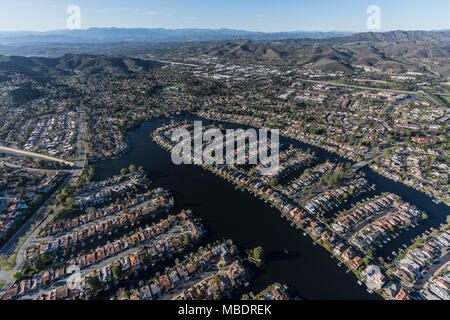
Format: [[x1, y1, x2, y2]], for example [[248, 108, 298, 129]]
[[0, 29, 448, 78], [0, 28, 354, 44]]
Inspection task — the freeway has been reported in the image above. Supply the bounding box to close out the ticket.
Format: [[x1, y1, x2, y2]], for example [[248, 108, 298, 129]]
[[0, 107, 87, 296], [0, 161, 72, 174], [0, 146, 74, 167], [302, 79, 418, 95], [299, 79, 448, 109], [417, 90, 445, 108]]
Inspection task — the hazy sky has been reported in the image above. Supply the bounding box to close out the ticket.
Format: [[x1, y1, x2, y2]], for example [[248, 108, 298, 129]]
[[0, 0, 448, 32]]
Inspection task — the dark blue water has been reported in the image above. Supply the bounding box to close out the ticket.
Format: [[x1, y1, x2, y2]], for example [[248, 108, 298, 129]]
[[93, 115, 449, 300]]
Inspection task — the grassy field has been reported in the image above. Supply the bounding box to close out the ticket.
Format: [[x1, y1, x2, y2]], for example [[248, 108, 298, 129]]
[[438, 95, 450, 105]]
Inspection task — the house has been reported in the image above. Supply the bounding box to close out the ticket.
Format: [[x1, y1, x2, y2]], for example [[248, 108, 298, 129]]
[[350, 256, 364, 270], [362, 265, 387, 290], [159, 274, 173, 291], [2, 286, 18, 300], [395, 289, 411, 300]]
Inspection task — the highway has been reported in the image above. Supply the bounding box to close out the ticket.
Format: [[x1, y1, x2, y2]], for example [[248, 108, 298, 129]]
[[300, 79, 448, 109], [0, 146, 74, 167], [0, 161, 73, 174]]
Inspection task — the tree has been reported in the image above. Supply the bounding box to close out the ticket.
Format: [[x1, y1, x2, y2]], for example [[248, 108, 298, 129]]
[[111, 265, 124, 280], [421, 213, 428, 220], [120, 168, 129, 177], [183, 234, 192, 247], [0, 254, 8, 270], [128, 164, 137, 173], [87, 276, 103, 293], [250, 246, 264, 263], [12, 272, 24, 280], [56, 193, 65, 205]]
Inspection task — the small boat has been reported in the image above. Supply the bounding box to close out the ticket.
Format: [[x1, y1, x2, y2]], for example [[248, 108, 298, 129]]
[[284, 250, 289, 254]]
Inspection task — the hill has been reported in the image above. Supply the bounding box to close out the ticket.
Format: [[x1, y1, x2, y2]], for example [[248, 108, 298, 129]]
[[162, 31, 450, 74], [0, 54, 162, 79]]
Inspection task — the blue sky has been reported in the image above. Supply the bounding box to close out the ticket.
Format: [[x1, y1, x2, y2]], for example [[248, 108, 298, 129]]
[[0, 0, 448, 32]]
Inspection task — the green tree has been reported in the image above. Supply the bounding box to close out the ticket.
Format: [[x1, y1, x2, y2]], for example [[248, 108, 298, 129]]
[[111, 265, 124, 280], [250, 246, 264, 262], [183, 234, 192, 247], [128, 164, 137, 173], [12, 272, 24, 280], [87, 276, 103, 293], [120, 168, 129, 177]]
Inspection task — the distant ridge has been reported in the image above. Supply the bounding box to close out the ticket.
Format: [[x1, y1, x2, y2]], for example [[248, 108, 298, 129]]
[[0, 28, 448, 47], [333, 30, 450, 43], [0, 28, 354, 44], [0, 29, 448, 76]]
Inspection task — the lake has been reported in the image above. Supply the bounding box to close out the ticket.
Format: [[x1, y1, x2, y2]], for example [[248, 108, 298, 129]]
[[94, 115, 449, 300]]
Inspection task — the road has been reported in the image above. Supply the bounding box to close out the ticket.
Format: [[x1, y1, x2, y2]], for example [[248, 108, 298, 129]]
[[0, 107, 87, 296], [17, 226, 182, 300], [417, 90, 445, 108], [341, 208, 399, 241], [350, 150, 384, 171], [34, 198, 157, 245], [0, 146, 74, 167], [420, 260, 450, 300], [351, 140, 403, 171], [152, 59, 200, 68], [165, 264, 220, 300], [300, 79, 448, 109], [412, 251, 450, 292], [0, 161, 72, 174]]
